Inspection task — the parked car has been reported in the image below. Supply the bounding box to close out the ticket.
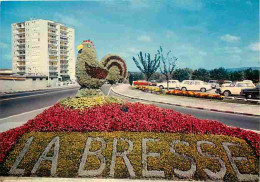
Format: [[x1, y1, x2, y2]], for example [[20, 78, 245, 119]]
[[216, 81, 255, 96], [179, 80, 212, 92], [150, 80, 157, 86], [240, 84, 259, 99], [208, 80, 220, 89], [157, 80, 180, 89], [221, 80, 232, 87], [133, 80, 151, 86]]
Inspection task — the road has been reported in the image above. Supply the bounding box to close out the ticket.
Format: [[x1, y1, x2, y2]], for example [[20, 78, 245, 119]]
[[0, 85, 259, 132], [102, 84, 260, 131], [0, 87, 79, 119]]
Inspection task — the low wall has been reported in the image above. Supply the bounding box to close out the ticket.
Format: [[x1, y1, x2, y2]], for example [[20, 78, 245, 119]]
[[0, 78, 58, 93]]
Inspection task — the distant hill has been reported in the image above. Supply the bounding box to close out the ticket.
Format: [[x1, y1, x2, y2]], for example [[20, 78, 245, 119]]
[[226, 67, 259, 72]]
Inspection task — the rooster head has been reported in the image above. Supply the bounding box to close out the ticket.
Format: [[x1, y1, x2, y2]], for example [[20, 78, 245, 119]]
[[77, 40, 95, 54]]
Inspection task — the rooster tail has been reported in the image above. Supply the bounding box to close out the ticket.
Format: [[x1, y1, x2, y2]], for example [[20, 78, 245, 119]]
[[101, 54, 128, 80]]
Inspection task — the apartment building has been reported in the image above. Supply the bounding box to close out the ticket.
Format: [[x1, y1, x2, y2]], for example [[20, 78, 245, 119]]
[[12, 19, 75, 81]]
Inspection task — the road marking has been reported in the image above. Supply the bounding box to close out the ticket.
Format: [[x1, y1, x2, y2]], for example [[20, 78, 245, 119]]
[[0, 106, 51, 121], [0, 87, 79, 101]]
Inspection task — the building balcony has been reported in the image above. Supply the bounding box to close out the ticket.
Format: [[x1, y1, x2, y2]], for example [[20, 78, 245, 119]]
[[17, 58, 25, 62], [17, 31, 25, 35], [60, 72, 69, 76], [17, 37, 25, 40], [49, 52, 57, 56], [49, 72, 58, 77], [48, 37, 58, 42], [60, 52, 68, 56], [48, 41, 57, 46], [60, 67, 68, 71], [17, 48, 25, 51], [60, 26, 68, 32], [49, 59, 58, 63], [16, 25, 25, 30], [18, 52, 26, 56], [49, 69, 58, 73], [17, 65, 26, 68], [17, 41, 25, 45], [48, 31, 57, 36], [48, 25, 57, 31], [17, 70, 26, 74], [60, 39, 68, 43]]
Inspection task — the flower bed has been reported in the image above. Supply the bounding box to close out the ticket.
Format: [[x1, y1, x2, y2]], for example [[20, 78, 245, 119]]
[[135, 85, 160, 93], [166, 90, 224, 100], [59, 96, 124, 110], [0, 102, 259, 165], [1, 132, 258, 180], [133, 85, 224, 100]]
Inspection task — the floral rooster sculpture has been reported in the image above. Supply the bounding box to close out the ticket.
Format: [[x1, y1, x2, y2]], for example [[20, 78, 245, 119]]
[[76, 40, 127, 91]]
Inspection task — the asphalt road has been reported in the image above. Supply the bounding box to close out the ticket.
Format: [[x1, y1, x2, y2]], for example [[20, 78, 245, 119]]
[[102, 84, 260, 131], [0, 87, 79, 119]]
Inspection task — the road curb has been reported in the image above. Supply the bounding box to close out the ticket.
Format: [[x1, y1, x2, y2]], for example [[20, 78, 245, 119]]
[[111, 88, 260, 117]]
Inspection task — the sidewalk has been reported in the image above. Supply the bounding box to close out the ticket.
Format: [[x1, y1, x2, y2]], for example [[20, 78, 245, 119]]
[[112, 84, 260, 116]]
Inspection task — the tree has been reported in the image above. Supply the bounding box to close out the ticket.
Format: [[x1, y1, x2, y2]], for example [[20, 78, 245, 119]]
[[157, 46, 178, 90], [209, 67, 228, 80], [173, 68, 191, 81], [229, 71, 245, 81], [132, 51, 160, 81], [129, 73, 134, 85], [192, 68, 210, 81], [244, 68, 259, 82]]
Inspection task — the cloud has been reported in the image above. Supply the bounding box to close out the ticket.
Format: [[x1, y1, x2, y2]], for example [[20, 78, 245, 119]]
[[170, 0, 203, 11], [54, 13, 83, 28], [220, 34, 240, 43], [0, 42, 8, 49], [224, 47, 242, 54], [165, 30, 176, 38], [249, 42, 260, 51], [128, 47, 139, 54], [137, 35, 151, 42]]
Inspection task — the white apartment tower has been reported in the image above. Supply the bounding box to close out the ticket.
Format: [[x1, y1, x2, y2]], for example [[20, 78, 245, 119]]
[[12, 19, 75, 81]]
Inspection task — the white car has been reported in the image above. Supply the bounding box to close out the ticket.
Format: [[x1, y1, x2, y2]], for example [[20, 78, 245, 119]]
[[216, 81, 255, 96], [180, 80, 212, 92], [208, 80, 220, 89], [157, 80, 180, 89], [221, 80, 232, 87]]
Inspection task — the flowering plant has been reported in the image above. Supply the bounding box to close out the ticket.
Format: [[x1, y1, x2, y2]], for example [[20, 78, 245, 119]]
[[0, 102, 259, 163]]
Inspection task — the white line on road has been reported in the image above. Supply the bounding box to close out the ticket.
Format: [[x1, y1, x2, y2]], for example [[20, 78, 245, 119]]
[[0, 106, 51, 121], [0, 87, 78, 101]]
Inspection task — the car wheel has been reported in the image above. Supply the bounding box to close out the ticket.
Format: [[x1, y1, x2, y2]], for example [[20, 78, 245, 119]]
[[200, 88, 206, 92], [223, 90, 231, 97], [181, 87, 187, 91], [159, 85, 164, 89], [245, 94, 253, 99]]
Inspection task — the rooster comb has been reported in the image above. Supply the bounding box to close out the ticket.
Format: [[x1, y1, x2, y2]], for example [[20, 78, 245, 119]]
[[83, 40, 94, 47]]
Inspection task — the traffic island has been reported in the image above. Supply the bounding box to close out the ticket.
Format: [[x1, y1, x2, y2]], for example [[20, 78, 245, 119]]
[[0, 97, 259, 181]]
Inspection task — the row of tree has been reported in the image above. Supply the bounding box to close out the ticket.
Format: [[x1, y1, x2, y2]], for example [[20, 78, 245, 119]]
[[129, 67, 259, 84], [130, 46, 259, 88]]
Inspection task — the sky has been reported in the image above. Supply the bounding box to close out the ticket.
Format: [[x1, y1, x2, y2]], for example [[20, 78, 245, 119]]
[[0, 0, 259, 72]]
